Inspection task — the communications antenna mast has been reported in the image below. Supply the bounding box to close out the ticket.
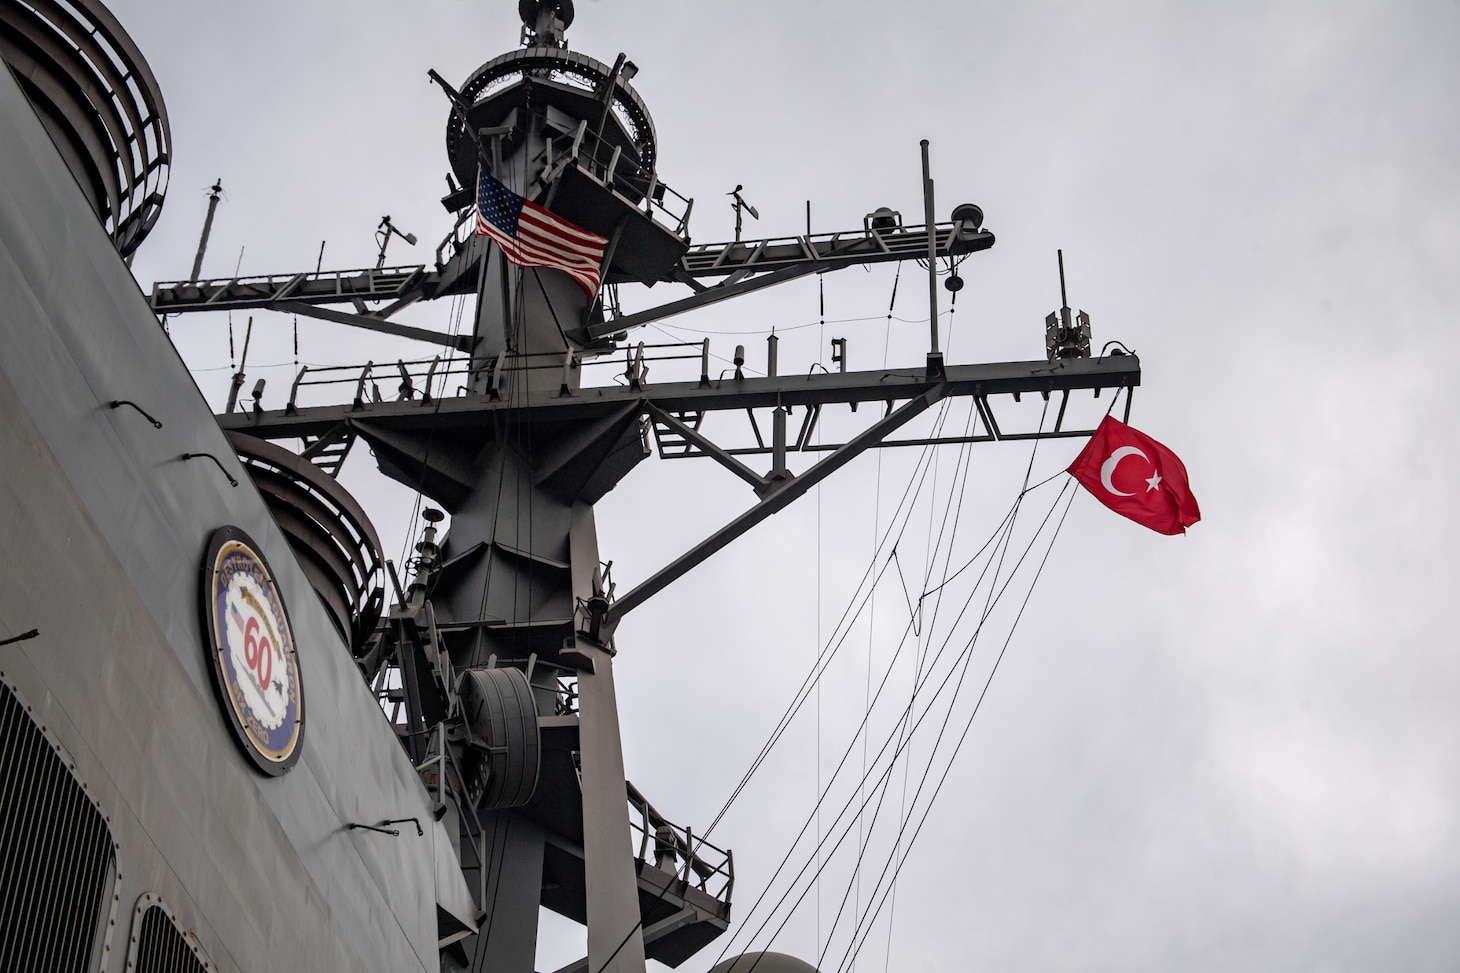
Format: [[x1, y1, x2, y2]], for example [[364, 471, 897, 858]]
[[152, 3, 1140, 971]]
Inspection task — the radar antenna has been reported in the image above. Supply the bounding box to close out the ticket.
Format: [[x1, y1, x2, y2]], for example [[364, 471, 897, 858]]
[[729, 184, 759, 243], [373, 215, 417, 270], [1045, 249, 1093, 360]]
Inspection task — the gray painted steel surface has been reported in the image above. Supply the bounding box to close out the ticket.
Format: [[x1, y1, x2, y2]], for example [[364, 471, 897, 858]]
[[0, 60, 473, 972]]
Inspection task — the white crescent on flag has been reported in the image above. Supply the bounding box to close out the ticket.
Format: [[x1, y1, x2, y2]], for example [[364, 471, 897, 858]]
[[1099, 445, 1148, 497]]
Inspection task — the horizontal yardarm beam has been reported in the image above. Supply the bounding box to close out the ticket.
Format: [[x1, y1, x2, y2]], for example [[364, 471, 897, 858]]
[[678, 223, 993, 279], [151, 265, 429, 314], [588, 223, 995, 338], [216, 355, 1140, 442]]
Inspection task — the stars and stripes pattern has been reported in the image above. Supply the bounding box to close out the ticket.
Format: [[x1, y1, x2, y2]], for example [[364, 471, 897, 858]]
[[475, 167, 608, 298]]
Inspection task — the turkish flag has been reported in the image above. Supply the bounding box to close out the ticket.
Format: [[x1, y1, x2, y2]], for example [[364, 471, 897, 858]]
[[1067, 416, 1200, 535]]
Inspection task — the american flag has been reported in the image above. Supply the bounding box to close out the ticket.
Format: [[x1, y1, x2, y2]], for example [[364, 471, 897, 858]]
[[475, 168, 608, 298]]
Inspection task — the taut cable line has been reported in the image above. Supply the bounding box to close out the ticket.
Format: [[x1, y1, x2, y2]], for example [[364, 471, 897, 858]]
[[702, 403, 957, 837], [721, 479, 1063, 963], [759, 478, 1075, 967], [835, 482, 1080, 973], [732, 403, 1066, 962]]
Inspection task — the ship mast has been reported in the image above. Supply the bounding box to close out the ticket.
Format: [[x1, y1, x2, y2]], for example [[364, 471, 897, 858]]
[[151, 3, 1141, 971]]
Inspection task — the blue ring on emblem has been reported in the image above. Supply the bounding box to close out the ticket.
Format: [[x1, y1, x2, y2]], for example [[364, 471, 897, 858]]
[[201, 526, 305, 776]]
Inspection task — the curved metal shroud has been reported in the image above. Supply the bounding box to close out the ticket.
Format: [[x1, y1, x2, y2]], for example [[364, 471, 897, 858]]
[[0, 0, 170, 255]]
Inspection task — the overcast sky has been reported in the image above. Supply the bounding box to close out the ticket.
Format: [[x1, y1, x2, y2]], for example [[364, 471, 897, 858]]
[[114, 2, 1459, 970]]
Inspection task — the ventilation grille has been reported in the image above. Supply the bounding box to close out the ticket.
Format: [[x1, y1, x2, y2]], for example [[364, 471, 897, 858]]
[[128, 896, 214, 973], [0, 673, 119, 972]]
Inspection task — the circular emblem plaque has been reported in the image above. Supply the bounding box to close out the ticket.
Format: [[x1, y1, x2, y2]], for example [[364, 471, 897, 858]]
[[201, 526, 304, 775]]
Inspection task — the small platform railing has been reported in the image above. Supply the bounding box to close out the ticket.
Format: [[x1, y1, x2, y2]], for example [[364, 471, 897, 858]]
[[627, 781, 733, 907], [547, 118, 693, 238]]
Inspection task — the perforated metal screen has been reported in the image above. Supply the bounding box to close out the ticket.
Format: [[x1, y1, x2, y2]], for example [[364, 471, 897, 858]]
[[0, 675, 118, 972]]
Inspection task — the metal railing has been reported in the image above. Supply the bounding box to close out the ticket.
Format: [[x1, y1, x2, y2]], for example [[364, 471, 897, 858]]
[[552, 673, 579, 716], [284, 356, 476, 413], [548, 118, 693, 237], [627, 781, 734, 906], [274, 339, 714, 415]]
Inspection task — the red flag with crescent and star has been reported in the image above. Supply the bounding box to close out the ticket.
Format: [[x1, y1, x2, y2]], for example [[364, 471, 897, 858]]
[[1067, 416, 1200, 535]]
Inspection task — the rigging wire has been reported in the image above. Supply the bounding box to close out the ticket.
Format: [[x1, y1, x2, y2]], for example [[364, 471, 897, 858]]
[[649, 322, 767, 377], [810, 468, 1030, 963], [828, 489, 1042, 969], [703, 409, 967, 964], [920, 464, 1067, 600], [818, 405, 978, 969], [827, 398, 1056, 970], [881, 401, 979, 971], [743, 478, 1073, 967], [714, 482, 1031, 965], [729, 402, 1063, 964], [835, 482, 1080, 973], [700, 403, 955, 839], [839, 401, 1050, 967], [854, 283, 900, 954]]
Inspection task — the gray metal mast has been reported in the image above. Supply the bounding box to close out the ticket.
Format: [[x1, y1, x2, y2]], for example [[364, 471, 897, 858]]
[[189, 178, 222, 282], [367, 5, 719, 971], [152, 3, 1141, 971]]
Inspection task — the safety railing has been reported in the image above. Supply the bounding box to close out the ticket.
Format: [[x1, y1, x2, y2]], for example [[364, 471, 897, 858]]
[[272, 339, 713, 415], [547, 118, 693, 238], [283, 357, 475, 413], [627, 781, 734, 906]]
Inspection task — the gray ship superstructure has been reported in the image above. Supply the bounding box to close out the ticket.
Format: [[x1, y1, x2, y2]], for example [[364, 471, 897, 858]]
[[0, 2, 1140, 971]]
